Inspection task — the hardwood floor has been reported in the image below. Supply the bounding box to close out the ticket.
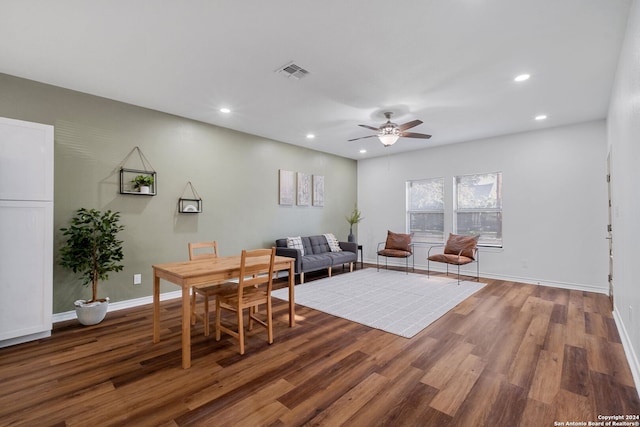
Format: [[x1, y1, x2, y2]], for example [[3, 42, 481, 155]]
[[1, 266, 638, 426]]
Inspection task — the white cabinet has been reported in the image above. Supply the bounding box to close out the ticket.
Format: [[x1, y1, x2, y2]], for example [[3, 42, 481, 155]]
[[0, 201, 53, 341], [0, 117, 53, 347], [0, 118, 53, 201]]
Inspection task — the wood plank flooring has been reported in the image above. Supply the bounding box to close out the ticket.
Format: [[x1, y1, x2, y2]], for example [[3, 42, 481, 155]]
[[1, 266, 638, 426]]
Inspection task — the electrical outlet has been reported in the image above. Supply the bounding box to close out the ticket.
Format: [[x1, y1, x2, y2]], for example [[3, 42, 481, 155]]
[[133, 274, 142, 285]]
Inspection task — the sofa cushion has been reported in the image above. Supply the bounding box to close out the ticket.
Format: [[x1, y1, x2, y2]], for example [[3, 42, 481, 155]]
[[286, 236, 305, 255], [300, 254, 333, 271], [327, 251, 357, 265], [444, 233, 478, 260], [308, 235, 331, 255]]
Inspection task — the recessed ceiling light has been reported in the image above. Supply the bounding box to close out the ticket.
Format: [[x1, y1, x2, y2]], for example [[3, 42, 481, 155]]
[[306, 134, 315, 139], [535, 115, 547, 121], [514, 74, 530, 82], [219, 108, 231, 113], [359, 149, 367, 154]]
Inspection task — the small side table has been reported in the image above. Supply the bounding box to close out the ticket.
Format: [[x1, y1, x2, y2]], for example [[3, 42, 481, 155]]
[[358, 244, 363, 269]]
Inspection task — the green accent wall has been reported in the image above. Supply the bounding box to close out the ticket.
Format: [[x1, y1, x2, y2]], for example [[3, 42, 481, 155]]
[[0, 73, 357, 313]]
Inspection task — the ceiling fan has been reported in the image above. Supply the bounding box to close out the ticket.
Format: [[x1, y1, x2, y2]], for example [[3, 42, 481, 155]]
[[348, 112, 432, 146]]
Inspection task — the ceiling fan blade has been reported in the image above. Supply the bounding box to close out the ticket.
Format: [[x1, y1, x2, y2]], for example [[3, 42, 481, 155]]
[[358, 124, 381, 131], [397, 119, 423, 131], [348, 135, 378, 142], [400, 131, 432, 139]]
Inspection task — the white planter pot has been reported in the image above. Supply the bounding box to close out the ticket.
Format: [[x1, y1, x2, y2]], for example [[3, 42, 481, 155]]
[[138, 186, 150, 194], [74, 298, 109, 325]]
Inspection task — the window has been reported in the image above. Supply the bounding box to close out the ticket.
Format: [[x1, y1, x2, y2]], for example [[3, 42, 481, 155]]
[[406, 178, 444, 243], [454, 172, 503, 247]]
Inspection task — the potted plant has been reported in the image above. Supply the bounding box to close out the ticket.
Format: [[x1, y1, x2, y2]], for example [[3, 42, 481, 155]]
[[345, 206, 364, 243], [132, 175, 154, 193], [59, 208, 125, 325]]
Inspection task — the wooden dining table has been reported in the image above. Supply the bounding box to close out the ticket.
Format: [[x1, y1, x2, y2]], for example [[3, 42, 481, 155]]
[[152, 254, 295, 368]]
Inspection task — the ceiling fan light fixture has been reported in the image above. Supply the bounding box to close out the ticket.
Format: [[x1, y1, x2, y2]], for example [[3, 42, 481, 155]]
[[348, 111, 431, 145], [378, 133, 399, 146], [378, 122, 400, 146]]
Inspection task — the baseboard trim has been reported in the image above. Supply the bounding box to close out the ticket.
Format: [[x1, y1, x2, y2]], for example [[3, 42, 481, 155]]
[[0, 331, 52, 349], [613, 307, 640, 398], [365, 259, 609, 295], [52, 290, 183, 323], [471, 271, 608, 295]]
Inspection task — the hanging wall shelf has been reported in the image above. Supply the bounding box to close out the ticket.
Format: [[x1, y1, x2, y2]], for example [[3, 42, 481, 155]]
[[178, 181, 203, 213], [119, 147, 157, 196]]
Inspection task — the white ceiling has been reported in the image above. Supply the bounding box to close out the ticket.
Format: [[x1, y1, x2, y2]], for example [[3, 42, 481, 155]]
[[0, 1, 632, 159]]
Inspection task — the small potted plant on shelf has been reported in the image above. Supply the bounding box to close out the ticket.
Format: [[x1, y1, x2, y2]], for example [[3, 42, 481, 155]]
[[59, 208, 125, 325], [345, 206, 364, 243], [132, 175, 154, 193]]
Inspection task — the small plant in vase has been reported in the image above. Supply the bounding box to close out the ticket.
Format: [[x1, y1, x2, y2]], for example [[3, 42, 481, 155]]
[[59, 208, 125, 325], [132, 175, 154, 193], [345, 206, 364, 243]]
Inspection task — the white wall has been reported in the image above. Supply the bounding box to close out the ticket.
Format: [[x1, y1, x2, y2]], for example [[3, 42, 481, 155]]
[[607, 0, 640, 391], [357, 120, 608, 293]]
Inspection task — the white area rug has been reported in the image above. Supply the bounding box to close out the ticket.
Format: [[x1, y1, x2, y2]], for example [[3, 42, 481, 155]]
[[272, 268, 486, 338]]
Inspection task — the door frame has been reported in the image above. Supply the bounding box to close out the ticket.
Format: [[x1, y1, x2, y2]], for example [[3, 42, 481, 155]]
[[607, 150, 614, 310]]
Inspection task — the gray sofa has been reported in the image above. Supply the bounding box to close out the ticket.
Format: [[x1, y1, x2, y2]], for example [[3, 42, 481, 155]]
[[275, 235, 358, 283]]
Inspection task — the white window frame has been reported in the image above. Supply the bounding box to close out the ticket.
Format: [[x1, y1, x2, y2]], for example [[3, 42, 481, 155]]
[[406, 177, 445, 244], [454, 172, 503, 247]]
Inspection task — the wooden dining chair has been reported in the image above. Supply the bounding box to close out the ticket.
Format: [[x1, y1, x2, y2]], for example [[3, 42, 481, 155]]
[[188, 241, 233, 336], [215, 247, 276, 355]]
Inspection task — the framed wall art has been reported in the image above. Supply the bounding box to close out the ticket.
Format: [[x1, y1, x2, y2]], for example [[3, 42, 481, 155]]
[[297, 172, 311, 206], [279, 169, 295, 205], [313, 175, 324, 207]]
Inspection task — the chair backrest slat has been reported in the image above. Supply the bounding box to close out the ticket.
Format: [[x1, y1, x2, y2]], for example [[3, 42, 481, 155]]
[[237, 248, 276, 294], [188, 241, 218, 261]]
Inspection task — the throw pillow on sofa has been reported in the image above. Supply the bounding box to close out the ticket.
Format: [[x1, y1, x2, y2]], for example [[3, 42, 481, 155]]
[[323, 233, 342, 252], [286, 236, 305, 255]]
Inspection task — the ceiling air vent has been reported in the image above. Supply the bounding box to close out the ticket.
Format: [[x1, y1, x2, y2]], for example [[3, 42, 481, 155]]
[[276, 62, 310, 80]]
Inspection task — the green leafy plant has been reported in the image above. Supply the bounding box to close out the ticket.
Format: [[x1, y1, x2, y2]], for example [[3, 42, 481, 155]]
[[59, 208, 125, 303], [346, 206, 364, 225], [132, 175, 154, 188]]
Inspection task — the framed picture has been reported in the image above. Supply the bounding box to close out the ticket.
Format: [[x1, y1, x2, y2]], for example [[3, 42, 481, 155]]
[[313, 175, 324, 207], [297, 172, 311, 206], [279, 170, 295, 205]]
